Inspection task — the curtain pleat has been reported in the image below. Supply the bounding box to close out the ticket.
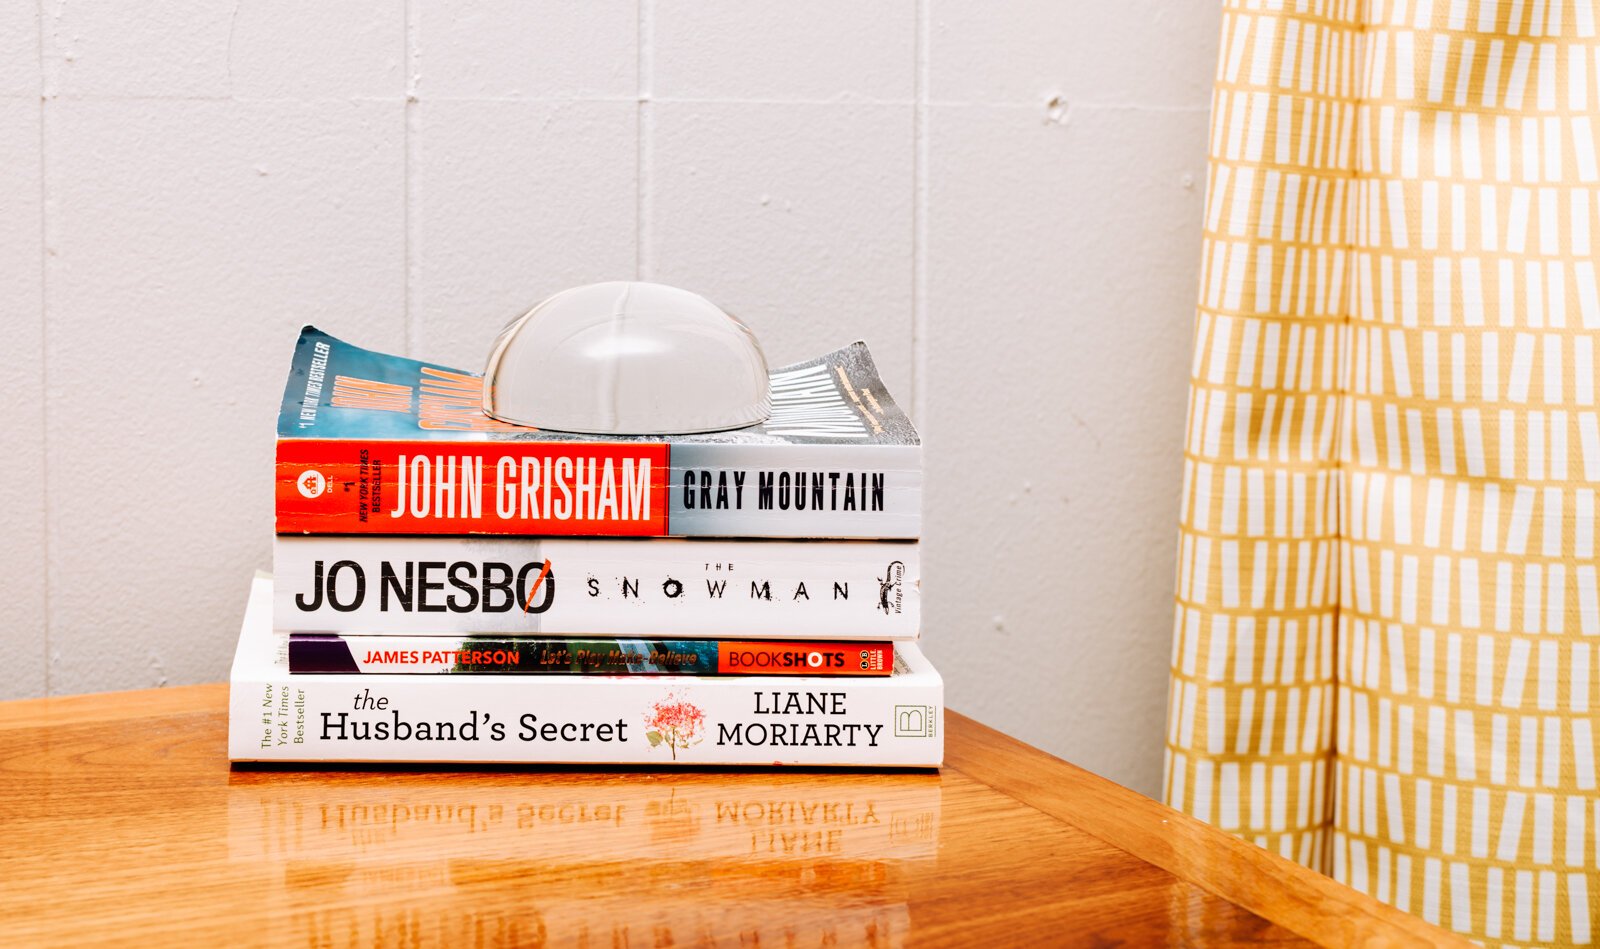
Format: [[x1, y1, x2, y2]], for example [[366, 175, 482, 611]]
[[1167, 2, 1600, 945]]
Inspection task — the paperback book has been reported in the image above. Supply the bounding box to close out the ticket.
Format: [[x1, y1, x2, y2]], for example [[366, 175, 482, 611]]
[[275, 326, 921, 539], [290, 633, 893, 676], [274, 535, 918, 638], [231, 576, 944, 766]]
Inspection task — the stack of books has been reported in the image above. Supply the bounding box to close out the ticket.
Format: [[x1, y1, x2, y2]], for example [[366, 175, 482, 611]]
[[227, 327, 944, 767]]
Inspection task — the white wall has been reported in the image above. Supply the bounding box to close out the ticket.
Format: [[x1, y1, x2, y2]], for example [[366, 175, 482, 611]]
[[1, 2, 1218, 797]]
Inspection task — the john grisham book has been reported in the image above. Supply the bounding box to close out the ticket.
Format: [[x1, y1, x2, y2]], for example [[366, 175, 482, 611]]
[[275, 327, 921, 539], [231, 577, 944, 766]]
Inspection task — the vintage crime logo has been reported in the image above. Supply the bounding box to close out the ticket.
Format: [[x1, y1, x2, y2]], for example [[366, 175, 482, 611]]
[[877, 560, 905, 615]]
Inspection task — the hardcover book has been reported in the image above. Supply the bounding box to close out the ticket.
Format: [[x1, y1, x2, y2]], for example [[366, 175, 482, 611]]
[[291, 633, 893, 676], [230, 576, 944, 766], [274, 535, 918, 639], [275, 326, 921, 539]]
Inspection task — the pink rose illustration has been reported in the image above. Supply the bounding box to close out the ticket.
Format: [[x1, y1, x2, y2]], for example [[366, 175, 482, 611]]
[[643, 694, 706, 761]]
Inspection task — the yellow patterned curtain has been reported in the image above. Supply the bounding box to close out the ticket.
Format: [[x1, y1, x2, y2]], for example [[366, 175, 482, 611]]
[[1167, 0, 1600, 945]]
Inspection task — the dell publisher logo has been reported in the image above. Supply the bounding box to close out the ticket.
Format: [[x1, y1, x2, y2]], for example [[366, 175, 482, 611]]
[[894, 705, 937, 738], [297, 469, 327, 498]]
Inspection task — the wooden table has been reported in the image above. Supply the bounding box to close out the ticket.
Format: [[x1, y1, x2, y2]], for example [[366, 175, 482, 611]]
[[0, 685, 1457, 947]]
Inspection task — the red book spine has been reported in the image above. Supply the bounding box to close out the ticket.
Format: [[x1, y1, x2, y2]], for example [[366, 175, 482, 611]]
[[276, 439, 671, 536]]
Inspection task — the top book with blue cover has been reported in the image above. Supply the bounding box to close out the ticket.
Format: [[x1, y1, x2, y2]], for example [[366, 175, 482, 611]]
[[275, 327, 921, 539]]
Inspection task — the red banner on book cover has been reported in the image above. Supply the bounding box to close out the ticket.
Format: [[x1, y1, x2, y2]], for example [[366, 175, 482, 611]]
[[716, 642, 892, 676], [276, 440, 671, 536]]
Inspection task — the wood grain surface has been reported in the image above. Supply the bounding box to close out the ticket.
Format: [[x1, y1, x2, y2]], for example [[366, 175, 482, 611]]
[[0, 684, 1457, 947]]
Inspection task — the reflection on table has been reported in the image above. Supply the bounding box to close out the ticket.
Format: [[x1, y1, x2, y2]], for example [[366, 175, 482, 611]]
[[227, 768, 941, 947]]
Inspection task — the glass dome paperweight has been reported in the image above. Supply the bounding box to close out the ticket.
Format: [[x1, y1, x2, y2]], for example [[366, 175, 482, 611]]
[[481, 281, 772, 435]]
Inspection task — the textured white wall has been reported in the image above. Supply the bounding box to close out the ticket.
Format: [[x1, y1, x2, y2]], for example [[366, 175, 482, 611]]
[[0, 2, 1218, 797]]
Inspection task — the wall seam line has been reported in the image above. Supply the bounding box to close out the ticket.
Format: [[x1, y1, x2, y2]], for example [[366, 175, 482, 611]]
[[403, 0, 419, 355], [911, 0, 929, 424], [36, 0, 50, 696], [636, 0, 654, 281]]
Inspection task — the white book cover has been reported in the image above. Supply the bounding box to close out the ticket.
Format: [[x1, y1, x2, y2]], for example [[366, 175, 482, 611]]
[[274, 535, 919, 639], [231, 575, 943, 767]]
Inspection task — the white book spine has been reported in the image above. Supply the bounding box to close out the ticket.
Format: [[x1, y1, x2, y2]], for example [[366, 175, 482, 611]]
[[229, 671, 942, 766], [273, 536, 919, 639]]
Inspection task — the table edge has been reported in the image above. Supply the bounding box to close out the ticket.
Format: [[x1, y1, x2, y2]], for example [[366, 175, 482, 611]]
[[943, 711, 1469, 949]]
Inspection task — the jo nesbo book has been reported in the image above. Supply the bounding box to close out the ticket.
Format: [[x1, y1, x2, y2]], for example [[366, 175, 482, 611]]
[[274, 535, 918, 639]]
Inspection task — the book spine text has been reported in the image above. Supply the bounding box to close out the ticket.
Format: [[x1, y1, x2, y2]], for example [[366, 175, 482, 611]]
[[289, 635, 893, 676], [276, 440, 920, 538], [229, 670, 942, 766], [273, 536, 918, 639]]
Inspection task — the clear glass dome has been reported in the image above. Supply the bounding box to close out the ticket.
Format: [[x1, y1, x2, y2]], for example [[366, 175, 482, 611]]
[[482, 281, 772, 435]]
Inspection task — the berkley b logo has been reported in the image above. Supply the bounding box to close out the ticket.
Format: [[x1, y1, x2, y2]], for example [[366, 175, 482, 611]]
[[894, 705, 936, 738], [292, 559, 555, 614]]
